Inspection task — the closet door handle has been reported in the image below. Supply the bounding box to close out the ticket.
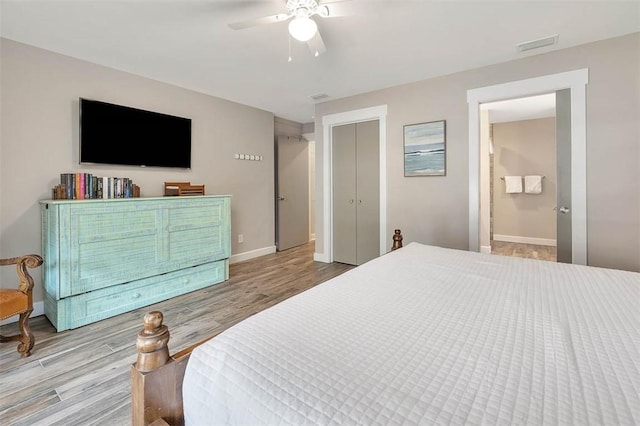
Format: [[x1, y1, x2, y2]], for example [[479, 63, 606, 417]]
[[358, 200, 362, 204], [349, 199, 354, 204]]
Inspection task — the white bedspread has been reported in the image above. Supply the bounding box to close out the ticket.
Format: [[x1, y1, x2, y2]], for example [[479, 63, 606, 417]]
[[183, 243, 640, 425]]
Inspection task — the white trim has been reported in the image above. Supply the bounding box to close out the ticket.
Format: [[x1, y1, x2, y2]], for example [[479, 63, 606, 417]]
[[467, 69, 588, 265], [0, 301, 44, 325], [313, 252, 330, 263], [319, 105, 388, 263], [229, 246, 276, 264], [480, 245, 492, 254], [493, 234, 557, 246]]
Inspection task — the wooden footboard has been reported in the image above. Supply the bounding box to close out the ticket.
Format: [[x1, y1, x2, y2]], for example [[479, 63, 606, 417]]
[[131, 311, 218, 426], [131, 231, 404, 425]]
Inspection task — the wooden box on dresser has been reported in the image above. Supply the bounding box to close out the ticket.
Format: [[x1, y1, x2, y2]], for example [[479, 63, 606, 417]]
[[40, 195, 231, 331]]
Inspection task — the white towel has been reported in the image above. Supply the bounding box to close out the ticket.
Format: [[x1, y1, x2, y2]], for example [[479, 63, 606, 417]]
[[504, 176, 522, 193], [524, 175, 543, 194]]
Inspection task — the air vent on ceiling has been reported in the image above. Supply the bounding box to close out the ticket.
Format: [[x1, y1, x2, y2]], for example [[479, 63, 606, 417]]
[[309, 93, 329, 101], [516, 34, 559, 52]]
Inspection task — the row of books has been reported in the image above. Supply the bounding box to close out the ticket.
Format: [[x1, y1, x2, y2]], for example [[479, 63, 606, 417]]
[[52, 173, 141, 200]]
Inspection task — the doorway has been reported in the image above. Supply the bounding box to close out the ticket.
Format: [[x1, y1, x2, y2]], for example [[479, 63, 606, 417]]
[[481, 93, 558, 262], [467, 69, 588, 265]]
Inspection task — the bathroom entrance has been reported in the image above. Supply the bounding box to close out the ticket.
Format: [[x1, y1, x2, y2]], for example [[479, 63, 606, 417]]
[[481, 93, 559, 262]]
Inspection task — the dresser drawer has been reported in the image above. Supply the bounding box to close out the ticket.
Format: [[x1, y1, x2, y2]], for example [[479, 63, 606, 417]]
[[49, 260, 228, 331]]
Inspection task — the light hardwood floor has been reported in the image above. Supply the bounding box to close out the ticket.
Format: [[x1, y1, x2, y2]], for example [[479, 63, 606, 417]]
[[491, 240, 557, 262], [0, 242, 353, 426]]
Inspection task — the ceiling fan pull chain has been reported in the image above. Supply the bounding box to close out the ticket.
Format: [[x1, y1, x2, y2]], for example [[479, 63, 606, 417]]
[[288, 33, 293, 62]]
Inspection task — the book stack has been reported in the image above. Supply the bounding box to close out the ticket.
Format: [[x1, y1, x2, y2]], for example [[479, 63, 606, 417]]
[[52, 173, 141, 200]]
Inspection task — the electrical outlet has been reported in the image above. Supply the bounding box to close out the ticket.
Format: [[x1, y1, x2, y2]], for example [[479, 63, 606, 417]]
[[238, 234, 244, 243]]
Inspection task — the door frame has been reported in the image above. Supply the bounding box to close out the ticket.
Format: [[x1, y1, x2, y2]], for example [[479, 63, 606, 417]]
[[318, 105, 388, 263], [467, 69, 589, 264]]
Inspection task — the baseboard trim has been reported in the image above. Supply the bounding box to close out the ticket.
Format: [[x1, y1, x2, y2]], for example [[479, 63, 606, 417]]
[[493, 234, 556, 247], [0, 301, 44, 325], [230, 246, 276, 264], [313, 252, 330, 263], [480, 245, 492, 254]]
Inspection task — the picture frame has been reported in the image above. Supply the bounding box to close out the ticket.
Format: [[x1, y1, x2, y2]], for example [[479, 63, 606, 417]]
[[403, 120, 446, 176]]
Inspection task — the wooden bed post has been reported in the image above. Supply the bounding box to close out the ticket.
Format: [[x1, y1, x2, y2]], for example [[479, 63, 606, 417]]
[[391, 229, 403, 251], [131, 311, 188, 426]]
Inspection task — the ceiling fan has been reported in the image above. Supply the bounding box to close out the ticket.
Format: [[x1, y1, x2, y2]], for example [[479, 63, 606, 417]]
[[228, 0, 345, 57]]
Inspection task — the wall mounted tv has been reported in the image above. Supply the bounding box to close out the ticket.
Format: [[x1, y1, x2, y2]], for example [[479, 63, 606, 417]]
[[80, 98, 192, 169]]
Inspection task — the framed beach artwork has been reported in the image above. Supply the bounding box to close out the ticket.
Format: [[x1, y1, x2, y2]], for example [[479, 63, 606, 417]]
[[403, 120, 446, 176]]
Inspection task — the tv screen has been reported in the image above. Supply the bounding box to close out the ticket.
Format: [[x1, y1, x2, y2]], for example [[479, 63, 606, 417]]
[[80, 98, 191, 168]]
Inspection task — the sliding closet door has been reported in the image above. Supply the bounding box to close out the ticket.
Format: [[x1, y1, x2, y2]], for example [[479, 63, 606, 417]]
[[355, 120, 380, 264], [332, 124, 357, 265]]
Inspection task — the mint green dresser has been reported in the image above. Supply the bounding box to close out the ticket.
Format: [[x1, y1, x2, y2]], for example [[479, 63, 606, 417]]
[[40, 195, 231, 331]]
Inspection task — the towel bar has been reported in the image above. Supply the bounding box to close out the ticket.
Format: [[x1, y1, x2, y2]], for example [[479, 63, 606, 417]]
[[500, 176, 545, 180]]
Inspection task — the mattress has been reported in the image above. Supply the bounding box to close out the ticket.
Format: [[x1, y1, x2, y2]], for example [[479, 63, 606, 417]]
[[183, 242, 640, 425]]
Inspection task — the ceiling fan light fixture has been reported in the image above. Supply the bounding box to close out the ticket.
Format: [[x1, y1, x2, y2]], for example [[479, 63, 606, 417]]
[[288, 16, 317, 42]]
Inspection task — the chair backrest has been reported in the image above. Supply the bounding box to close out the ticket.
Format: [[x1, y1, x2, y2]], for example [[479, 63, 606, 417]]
[[0, 254, 43, 294]]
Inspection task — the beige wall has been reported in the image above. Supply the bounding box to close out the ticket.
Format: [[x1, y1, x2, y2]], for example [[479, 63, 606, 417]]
[[314, 32, 639, 272], [275, 116, 303, 137], [492, 118, 557, 242], [0, 38, 276, 304]]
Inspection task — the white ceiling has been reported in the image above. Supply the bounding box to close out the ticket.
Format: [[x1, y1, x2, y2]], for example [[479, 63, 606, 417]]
[[482, 93, 556, 124], [1, 1, 638, 124]]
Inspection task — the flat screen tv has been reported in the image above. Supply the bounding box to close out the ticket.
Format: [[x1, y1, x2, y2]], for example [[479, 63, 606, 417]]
[[80, 98, 192, 168]]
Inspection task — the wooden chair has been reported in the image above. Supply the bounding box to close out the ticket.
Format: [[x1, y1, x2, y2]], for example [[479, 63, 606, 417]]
[[0, 254, 43, 357]]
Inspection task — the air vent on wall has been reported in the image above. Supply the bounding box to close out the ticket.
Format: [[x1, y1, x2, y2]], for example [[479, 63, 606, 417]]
[[517, 34, 559, 52], [309, 93, 329, 101]]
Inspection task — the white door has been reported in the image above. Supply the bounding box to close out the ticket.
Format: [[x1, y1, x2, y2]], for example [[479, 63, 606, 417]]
[[276, 136, 309, 251]]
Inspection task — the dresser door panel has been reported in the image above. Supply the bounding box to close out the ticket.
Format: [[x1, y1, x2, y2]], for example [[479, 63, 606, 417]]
[[65, 204, 163, 297], [166, 199, 229, 265]]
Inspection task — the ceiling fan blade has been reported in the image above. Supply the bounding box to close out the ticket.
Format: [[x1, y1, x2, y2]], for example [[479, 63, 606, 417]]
[[228, 13, 290, 30], [308, 30, 327, 57]]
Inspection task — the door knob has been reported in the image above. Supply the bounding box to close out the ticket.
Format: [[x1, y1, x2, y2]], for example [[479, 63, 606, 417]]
[[559, 206, 570, 214]]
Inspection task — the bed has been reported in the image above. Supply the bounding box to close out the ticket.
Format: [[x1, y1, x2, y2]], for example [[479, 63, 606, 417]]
[[131, 234, 640, 425]]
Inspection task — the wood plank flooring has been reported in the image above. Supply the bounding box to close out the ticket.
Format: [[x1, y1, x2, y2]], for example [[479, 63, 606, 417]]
[[0, 242, 353, 426], [491, 240, 557, 262]]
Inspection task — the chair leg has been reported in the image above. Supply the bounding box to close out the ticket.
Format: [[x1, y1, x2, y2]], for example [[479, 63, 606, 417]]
[[16, 310, 34, 357]]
